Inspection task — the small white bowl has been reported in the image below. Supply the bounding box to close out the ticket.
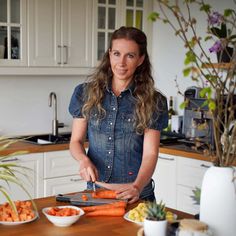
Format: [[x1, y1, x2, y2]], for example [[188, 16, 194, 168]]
[[42, 205, 84, 227]]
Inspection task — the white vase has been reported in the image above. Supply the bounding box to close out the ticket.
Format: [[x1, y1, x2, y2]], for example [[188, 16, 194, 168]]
[[143, 218, 167, 236], [200, 166, 236, 236]]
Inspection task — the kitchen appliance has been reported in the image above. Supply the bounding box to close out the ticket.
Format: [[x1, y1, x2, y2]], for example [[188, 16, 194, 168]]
[[182, 98, 214, 148], [184, 86, 202, 99]]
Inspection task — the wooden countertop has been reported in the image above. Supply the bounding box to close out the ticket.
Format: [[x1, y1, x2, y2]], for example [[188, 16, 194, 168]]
[[0, 195, 194, 236], [0, 140, 211, 162]]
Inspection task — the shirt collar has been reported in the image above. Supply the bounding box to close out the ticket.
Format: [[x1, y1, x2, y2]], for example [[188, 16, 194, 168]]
[[106, 79, 135, 95]]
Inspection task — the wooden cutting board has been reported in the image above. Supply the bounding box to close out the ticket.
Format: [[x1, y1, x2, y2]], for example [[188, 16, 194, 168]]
[[56, 192, 125, 206]]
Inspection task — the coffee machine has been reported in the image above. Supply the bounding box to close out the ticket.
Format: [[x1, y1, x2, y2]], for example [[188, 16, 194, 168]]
[[182, 87, 214, 147]]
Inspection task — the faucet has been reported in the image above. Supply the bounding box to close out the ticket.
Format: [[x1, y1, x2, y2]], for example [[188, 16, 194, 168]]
[[48, 92, 64, 136]]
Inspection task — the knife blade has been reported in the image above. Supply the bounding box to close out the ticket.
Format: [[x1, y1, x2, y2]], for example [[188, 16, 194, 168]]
[[92, 181, 96, 192]]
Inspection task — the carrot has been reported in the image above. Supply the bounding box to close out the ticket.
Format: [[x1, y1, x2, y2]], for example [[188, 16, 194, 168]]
[[81, 194, 88, 201], [92, 190, 117, 199], [46, 207, 80, 216], [81, 201, 127, 212], [86, 207, 125, 217]]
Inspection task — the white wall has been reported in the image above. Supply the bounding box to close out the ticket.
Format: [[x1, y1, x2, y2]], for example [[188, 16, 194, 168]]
[[151, 0, 234, 115], [0, 75, 86, 136]]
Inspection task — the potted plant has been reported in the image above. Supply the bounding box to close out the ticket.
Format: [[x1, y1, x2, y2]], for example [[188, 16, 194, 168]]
[[143, 201, 167, 236], [0, 136, 37, 218], [149, 1, 236, 236]]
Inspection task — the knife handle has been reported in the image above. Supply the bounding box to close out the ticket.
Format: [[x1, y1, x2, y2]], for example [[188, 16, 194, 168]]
[[55, 194, 71, 202]]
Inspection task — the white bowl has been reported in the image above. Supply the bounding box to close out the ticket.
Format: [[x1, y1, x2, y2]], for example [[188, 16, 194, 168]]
[[42, 205, 84, 227]]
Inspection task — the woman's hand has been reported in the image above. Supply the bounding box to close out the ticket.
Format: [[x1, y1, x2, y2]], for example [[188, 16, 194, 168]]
[[95, 181, 140, 204], [79, 156, 99, 182]]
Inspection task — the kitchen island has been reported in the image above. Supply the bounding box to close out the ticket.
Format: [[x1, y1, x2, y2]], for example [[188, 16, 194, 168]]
[[0, 195, 193, 236]]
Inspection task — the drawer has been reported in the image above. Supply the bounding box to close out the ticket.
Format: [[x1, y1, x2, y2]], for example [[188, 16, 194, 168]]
[[177, 157, 212, 188], [44, 175, 86, 197], [44, 150, 79, 178]]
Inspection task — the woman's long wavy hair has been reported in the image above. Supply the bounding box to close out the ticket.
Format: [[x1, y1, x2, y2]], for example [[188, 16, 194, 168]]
[[82, 26, 159, 134]]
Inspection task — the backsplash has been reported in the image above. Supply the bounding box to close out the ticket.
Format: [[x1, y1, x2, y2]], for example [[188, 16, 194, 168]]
[[0, 75, 86, 136]]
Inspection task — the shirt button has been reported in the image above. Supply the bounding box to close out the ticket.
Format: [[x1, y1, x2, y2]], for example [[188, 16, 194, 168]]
[[108, 137, 112, 140], [108, 151, 111, 154], [128, 118, 131, 122], [113, 107, 116, 111], [110, 122, 113, 125], [107, 165, 111, 169]]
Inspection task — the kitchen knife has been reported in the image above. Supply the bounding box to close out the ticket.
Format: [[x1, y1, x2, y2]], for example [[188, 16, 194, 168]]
[[92, 181, 96, 192]]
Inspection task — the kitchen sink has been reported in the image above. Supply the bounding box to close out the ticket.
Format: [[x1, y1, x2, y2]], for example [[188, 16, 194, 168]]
[[23, 132, 71, 145]]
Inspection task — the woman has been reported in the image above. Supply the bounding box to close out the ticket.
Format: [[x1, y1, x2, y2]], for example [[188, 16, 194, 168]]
[[69, 26, 168, 204]]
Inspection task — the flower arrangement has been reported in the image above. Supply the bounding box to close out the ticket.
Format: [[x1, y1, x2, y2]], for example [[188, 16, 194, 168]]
[[208, 11, 236, 62], [149, 0, 236, 167]]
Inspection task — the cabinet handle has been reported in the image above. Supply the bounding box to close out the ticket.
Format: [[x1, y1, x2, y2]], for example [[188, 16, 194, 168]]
[[57, 45, 62, 64], [1, 158, 19, 162], [70, 178, 81, 182], [159, 156, 175, 161], [200, 164, 211, 168], [63, 45, 68, 64]]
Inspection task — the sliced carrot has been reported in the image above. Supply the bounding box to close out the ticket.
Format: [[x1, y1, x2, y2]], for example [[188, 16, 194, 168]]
[[92, 190, 117, 199], [86, 207, 125, 217], [81, 194, 88, 201], [81, 201, 127, 212], [46, 207, 80, 217]]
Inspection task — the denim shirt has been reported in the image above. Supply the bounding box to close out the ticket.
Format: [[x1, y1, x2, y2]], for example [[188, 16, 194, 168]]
[[69, 83, 168, 199]]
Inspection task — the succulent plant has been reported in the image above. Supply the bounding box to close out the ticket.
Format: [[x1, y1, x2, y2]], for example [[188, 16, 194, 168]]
[[145, 201, 166, 221]]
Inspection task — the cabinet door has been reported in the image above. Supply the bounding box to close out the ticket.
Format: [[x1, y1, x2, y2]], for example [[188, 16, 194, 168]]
[[61, 0, 92, 67], [177, 185, 200, 215], [152, 153, 177, 209], [44, 150, 79, 179], [176, 157, 212, 214], [44, 175, 86, 197], [28, 0, 61, 66], [0, 0, 27, 66], [0, 153, 44, 204]]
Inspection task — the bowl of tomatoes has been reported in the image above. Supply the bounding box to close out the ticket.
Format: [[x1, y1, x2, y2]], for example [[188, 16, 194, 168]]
[[42, 205, 84, 227]]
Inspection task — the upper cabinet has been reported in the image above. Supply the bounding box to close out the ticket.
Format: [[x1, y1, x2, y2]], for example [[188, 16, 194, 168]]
[[28, 0, 93, 68], [0, 0, 27, 66], [0, 0, 153, 74], [94, 0, 153, 64]]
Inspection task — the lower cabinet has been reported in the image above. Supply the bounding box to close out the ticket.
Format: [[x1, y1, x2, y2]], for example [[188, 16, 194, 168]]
[[43, 150, 86, 197], [0, 150, 87, 203], [153, 153, 177, 209], [0, 153, 44, 204], [44, 175, 86, 196], [153, 152, 212, 214], [176, 157, 212, 215]]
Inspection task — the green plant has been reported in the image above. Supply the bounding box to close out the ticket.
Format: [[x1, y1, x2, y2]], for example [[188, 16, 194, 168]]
[[149, 0, 236, 167], [190, 187, 201, 205], [0, 136, 37, 214], [145, 201, 166, 221]]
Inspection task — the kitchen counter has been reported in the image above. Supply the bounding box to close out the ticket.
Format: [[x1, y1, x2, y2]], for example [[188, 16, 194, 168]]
[[0, 195, 194, 236], [0, 140, 213, 162]]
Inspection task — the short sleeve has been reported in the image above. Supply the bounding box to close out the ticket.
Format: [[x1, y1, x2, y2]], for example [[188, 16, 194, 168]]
[[149, 91, 168, 131], [68, 83, 87, 118]]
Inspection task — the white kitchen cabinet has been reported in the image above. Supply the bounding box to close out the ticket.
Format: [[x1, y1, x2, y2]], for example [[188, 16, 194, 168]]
[[44, 175, 86, 196], [152, 153, 177, 209], [0, 153, 44, 204], [43, 150, 86, 197], [0, 0, 27, 66], [28, 0, 93, 68], [176, 157, 212, 214], [93, 0, 153, 63]]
